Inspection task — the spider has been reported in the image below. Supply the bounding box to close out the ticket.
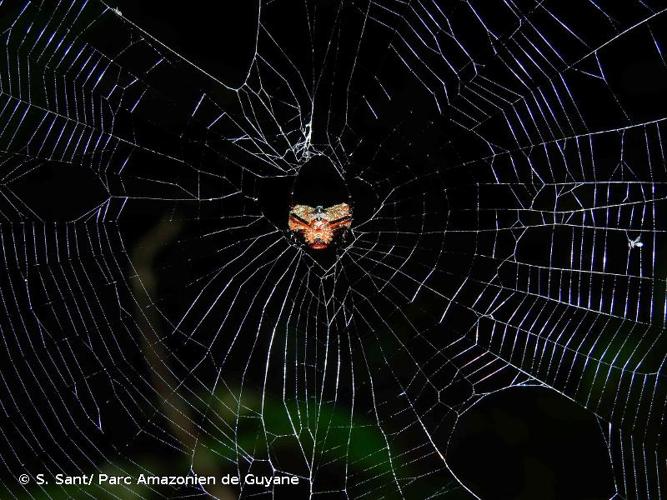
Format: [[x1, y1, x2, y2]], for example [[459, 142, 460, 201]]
[[288, 203, 352, 250]]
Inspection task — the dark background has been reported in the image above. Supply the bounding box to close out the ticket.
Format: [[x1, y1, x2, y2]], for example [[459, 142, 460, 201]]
[[3, 0, 665, 498], [109, 3, 615, 497]]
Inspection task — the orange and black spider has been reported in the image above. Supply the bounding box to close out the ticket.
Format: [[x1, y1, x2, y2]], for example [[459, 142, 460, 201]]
[[288, 203, 352, 250]]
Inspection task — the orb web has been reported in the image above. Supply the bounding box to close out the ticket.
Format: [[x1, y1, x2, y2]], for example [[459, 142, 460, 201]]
[[0, 0, 666, 498]]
